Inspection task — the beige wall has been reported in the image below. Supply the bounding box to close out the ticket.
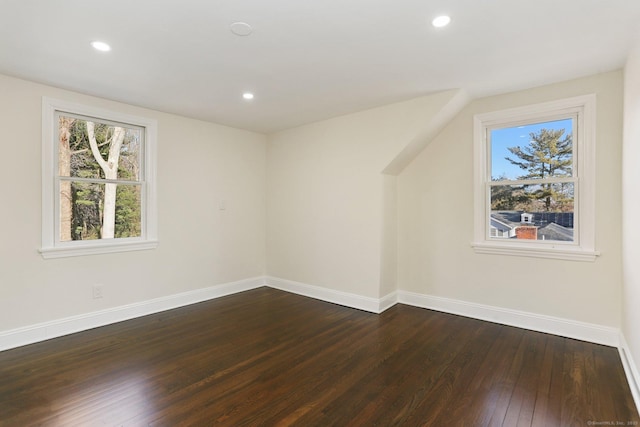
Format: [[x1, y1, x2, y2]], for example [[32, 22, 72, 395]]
[[398, 71, 623, 327], [265, 91, 462, 298], [0, 68, 629, 344], [623, 43, 640, 377], [0, 74, 267, 332]]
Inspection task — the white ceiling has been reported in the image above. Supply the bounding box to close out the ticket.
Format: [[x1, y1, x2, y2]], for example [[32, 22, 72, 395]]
[[1, 0, 639, 134]]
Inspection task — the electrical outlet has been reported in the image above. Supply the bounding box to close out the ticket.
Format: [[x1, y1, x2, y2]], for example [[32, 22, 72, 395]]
[[92, 284, 104, 299]]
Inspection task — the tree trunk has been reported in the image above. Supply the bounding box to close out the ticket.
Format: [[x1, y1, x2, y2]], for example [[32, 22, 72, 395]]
[[87, 123, 125, 239], [58, 117, 74, 241]]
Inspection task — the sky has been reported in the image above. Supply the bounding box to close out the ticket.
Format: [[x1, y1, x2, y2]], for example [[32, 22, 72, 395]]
[[490, 118, 573, 180]]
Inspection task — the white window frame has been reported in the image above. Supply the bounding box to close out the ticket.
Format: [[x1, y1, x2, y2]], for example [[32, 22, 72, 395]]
[[40, 97, 158, 259], [472, 95, 599, 262]]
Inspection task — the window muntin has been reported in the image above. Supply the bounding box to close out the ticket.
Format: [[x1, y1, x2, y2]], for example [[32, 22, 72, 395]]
[[42, 98, 158, 258]]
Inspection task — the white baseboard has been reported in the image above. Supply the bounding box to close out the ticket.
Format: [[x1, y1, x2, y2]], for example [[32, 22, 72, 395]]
[[397, 290, 620, 347], [265, 276, 396, 314], [0, 276, 625, 361], [1, 275, 637, 414], [263, 281, 620, 348], [619, 333, 640, 413], [379, 290, 398, 312], [0, 276, 265, 352]]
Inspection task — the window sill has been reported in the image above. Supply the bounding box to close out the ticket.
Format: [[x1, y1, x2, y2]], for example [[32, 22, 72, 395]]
[[40, 240, 159, 259], [471, 241, 600, 262]]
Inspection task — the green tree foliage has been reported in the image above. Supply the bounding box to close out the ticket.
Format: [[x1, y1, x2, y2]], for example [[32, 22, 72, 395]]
[[504, 128, 573, 212], [115, 185, 141, 238], [490, 179, 531, 211]]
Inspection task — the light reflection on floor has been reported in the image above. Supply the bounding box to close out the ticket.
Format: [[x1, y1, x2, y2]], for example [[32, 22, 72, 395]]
[[50, 372, 155, 426]]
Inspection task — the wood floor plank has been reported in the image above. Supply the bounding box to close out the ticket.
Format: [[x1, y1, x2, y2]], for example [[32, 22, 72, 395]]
[[261, 307, 437, 425], [442, 325, 516, 426], [486, 329, 529, 426], [325, 311, 473, 426], [530, 334, 564, 426], [409, 319, 500, 426], [0, 287, 637, 426], [502, 330, 544, 425], [562, 339, 593, 425], [594, 342, 640, 421]]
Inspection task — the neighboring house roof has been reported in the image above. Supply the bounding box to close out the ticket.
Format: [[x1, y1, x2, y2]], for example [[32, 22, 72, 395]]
[[490, 217, 514, 232], [491, 211, 521, 226], [490, 211, 574, 241], [538, 222, 574, 241]]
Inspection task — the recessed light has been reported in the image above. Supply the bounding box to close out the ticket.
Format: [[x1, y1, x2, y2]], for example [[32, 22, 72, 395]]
[[91, 41, 111, 52], [432, 15, 451, 28], [243, 92, 254, 100], [230, 22, 253, 37]]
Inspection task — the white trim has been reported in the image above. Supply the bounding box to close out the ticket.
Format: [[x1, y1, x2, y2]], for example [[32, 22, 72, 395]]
[[2, 278, 636, 413], [265, 276, 396, 314], [379, 291, 399, 313], [0, 277, 640, 407], [0, 277, 265, 352], [4, 274, 638, 415], [619, 333, 640, 413], [2, 278, 621, 351], [40, 240, 159, 259], [41, 97, 158, 259], [472, 94, 598, 260], [397, 290, 619, 346], [471, 241, 600, 262]]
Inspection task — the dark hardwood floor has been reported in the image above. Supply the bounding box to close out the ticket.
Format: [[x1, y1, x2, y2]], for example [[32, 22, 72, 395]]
[[0, 287, 638, 426]]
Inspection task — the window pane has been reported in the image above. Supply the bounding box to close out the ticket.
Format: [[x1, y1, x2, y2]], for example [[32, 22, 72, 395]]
[[490, 119, 573, 181], [114, 184, 143, 238], [60, 181, 142, 241], [58, 115, 142, 181], [490, 183, 574, 242]]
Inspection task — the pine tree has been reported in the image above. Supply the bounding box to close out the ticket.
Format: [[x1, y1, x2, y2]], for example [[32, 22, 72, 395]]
[[505, 128, 572, 211]]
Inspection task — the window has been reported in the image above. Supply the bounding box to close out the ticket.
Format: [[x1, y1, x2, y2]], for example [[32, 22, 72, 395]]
[[41, 98, 158, 258], [472, 95, 598, 261]]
